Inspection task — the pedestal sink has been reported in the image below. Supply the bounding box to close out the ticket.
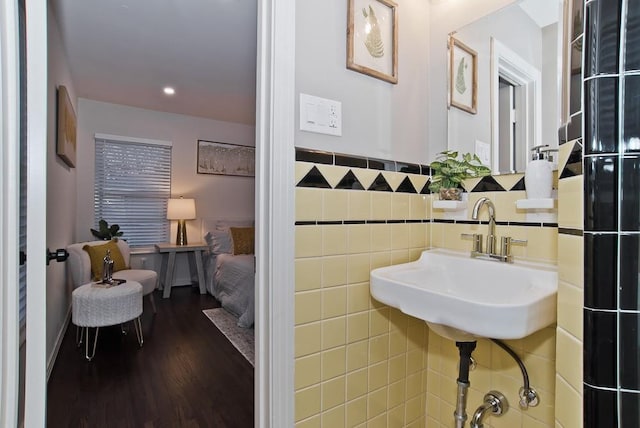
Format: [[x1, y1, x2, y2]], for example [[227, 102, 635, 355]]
[[370, 249, 557, 341]]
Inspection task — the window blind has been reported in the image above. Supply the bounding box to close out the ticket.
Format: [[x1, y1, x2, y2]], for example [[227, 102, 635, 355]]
[[94, 136, 172, 247]]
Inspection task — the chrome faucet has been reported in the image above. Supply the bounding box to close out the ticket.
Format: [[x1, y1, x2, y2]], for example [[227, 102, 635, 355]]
[[461, 197, 527, 262], [472, 197, 497, 255]]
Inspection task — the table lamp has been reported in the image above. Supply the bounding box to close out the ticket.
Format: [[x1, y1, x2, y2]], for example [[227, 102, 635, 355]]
[[167, 197, 196, 245]]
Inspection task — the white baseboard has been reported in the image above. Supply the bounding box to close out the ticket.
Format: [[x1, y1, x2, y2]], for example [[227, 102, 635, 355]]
[[47, 306, 71, 381]]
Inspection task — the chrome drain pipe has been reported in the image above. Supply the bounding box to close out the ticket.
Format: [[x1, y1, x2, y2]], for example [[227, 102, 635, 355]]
[[454, 341, 477, 428], [470, 391, 509, 428], [454, 381, 470, 428]]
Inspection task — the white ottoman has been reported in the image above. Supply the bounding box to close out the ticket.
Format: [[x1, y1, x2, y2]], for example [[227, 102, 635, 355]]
[[72, 280, 144, 361]]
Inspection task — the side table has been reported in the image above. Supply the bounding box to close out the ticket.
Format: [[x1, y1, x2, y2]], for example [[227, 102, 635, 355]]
[[72, 280, 144, 361], [155, 242, 208, 298]]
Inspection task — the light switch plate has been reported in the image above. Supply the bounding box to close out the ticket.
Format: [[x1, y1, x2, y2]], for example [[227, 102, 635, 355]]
[[475, 140, 491, 166], [299, 93, 342, 136]]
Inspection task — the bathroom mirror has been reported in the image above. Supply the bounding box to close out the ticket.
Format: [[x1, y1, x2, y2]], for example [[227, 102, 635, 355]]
[[447, 0, 562, 174]]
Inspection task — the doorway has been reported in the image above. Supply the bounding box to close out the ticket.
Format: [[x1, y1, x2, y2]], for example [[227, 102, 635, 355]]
[[48, 1, 256, 424], [491, 37, 541, 174]]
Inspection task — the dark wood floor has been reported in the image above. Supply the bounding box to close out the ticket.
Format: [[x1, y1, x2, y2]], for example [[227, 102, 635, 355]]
[[47, 286, 254, 428]]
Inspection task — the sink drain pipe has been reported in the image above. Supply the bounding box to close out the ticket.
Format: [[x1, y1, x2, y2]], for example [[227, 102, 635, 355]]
[[454, 341, 477, 428]]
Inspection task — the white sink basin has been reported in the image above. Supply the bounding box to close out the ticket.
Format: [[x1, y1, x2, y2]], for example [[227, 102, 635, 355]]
[[370, 249, 557, 341]]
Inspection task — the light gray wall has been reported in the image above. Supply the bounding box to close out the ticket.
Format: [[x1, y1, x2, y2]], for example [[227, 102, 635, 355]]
[[46, 6, 77, 368], [542, 23, 560, 150], [446, 5, 542, 158], [427, 0, 517, 162], [295, 0, 430, 164]]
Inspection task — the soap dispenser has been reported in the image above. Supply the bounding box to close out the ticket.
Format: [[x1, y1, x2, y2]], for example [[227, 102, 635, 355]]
[[525, 145, 554, 199]]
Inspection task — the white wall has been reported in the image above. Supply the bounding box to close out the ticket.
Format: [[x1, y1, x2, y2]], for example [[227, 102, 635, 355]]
[[75, 99, 255, 283], [295, 0, 430, 164], [446, 6, 542, 158], [75, 99, 255, 242], [542, 23, 560, 149], [427, 0, 516, 161], [46, 6, 77, 367]]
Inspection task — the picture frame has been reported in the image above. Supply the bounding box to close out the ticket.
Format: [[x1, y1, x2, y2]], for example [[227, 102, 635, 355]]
[[197, 140, 255, 177], [449, 37, 478, 114], [56, 85, 77, 167], [347, 0, 398, 84]]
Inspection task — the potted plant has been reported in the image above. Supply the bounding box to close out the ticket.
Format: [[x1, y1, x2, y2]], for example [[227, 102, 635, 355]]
[[428, 150, 490, 200], [90, 219, 124, 240]]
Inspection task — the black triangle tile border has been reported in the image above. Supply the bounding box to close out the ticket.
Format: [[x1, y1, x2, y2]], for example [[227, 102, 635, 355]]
[[420, 179, 432, 194], [395, 176, 418, 193], [510, 177, 526, 191], [297, 166, 332, 188], [368, 173, 393, 192], [335, 170, 365, 190], [295, 148, 538, 195], [470, 176, 506, 192], [560, 140, 583, 179]]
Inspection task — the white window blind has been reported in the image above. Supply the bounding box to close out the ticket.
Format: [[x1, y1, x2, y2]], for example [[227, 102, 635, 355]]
[[94, 135, 172, 247]]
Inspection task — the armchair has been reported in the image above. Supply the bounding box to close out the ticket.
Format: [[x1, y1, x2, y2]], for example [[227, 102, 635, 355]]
[[67, 240, 158, 313]]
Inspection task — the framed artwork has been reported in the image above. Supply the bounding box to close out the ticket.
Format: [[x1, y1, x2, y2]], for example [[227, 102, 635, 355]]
[[56, 85, 77, 167], [449, 37, 478, 114], [347, 0, 398, 84], [197, 140, 255, 177]]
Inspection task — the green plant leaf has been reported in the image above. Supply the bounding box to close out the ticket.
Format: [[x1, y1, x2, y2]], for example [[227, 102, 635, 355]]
[[428, 150, 490, 192]]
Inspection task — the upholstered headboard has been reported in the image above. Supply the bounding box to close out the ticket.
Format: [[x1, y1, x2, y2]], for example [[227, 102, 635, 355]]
[[200, 217, 254, 238]]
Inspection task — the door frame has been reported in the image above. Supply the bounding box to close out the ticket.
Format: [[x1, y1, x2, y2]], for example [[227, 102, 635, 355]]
[[255, 0, 296, 426], [24, 0, 48, 426], [0, 0, 21, 425], [490, 37, 541, 174], [3, 0, 297, 425]]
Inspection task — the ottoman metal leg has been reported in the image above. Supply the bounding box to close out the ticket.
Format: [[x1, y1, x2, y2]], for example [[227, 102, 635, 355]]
[[134, 317, 144, 347], [76, 325, 83, 347], [85, 327, 100, 361]]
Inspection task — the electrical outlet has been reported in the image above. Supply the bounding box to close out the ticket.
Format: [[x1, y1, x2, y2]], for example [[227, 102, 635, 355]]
[[299, 93, 342, 136]]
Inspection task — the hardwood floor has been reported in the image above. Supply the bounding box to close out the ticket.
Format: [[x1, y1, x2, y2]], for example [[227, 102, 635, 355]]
[[47, 286, 254, 428]]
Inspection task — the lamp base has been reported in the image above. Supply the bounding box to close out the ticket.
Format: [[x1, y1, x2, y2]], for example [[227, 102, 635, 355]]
[[176, 220, 188, 245]]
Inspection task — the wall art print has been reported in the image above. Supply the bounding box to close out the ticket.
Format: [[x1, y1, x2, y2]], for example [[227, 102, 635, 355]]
[[449, 36, 478, 114], [56, 85, 77, 167], [197, 140, 255, 177], [347, 0, 398, 84]]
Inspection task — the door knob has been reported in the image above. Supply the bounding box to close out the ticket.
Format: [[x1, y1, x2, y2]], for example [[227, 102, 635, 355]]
[[46, 248, 69, 265]]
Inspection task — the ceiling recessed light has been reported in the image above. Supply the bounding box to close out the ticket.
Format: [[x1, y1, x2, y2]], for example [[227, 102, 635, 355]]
[[163, 87, 175, 95]]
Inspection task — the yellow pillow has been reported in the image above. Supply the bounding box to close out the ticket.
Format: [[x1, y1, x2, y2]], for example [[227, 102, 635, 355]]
[[229, 227, 254, 255], [83, 239, 127, 281]]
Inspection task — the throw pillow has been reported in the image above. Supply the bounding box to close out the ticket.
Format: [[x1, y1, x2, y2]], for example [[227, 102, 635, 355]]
[[204, 230, 233, 254], [229, 227, 254, 255], [83, 239, 127, 281]]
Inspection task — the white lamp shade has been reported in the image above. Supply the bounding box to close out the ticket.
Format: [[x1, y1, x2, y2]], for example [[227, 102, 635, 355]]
[[167, 198, 196, 220]]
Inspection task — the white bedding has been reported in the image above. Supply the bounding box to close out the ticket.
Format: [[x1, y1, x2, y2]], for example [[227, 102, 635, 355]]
[[206, 253, 255, 328]]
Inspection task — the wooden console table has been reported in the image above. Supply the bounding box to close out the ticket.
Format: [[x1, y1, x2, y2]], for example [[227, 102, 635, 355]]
[[155, 242, 207, 298]]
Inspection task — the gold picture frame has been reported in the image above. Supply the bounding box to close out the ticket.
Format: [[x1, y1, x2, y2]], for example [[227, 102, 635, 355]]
[[347, 0, 398, 84], [56, 85, 77, 167], [449, 37, 478, 114]]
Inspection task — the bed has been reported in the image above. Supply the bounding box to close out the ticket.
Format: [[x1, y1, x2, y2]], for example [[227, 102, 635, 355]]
[[202, 219, 255, 328]]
